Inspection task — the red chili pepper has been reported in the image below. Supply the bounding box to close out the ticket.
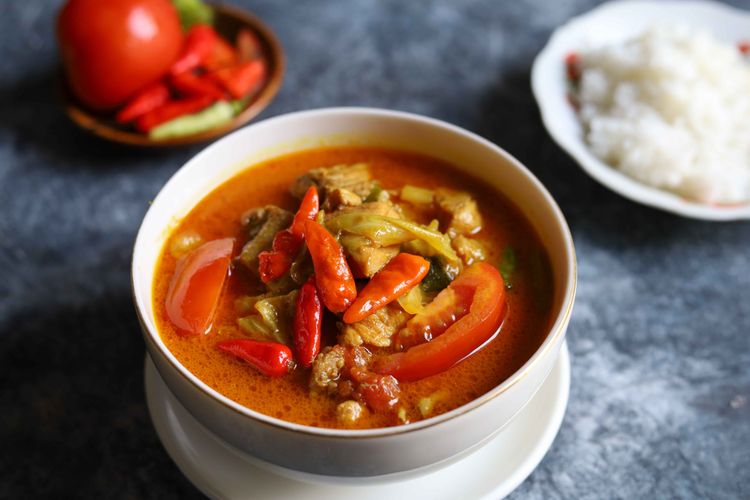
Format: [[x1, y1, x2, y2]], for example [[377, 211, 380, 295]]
[[739, 40, 750, 55], [237, 28, 263, 61], [115, 82, 170, 124], [210, 60, 266, 99], [343, 253, 429, 324], [304, 219, 357, 314], [293, 276, 323, 367], [204, 36, 239, 70], [135, 95, 214, 133], [217, 339, 295, 378], [170, 24, 219, 76], [258, 186, 319, 283], [170, 71, 226, 100], [290, 185, 320, 237], [374, 263, 507, 382], [258, 229, 300, 283]]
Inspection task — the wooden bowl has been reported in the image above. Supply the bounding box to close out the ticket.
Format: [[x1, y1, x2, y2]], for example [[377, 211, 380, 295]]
[[61, 4, 285, 147]]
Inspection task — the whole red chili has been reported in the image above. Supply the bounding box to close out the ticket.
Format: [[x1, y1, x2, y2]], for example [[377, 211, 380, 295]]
[[303, 219, 357, 313], [216, 339, 295, 378], [343, 253, 429, 324], [258, 186, 319, 283], [293, 276, 323, 367], [115, 82, 170, 123]]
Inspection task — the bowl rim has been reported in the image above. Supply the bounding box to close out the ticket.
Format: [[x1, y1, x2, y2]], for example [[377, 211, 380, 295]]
[[61, 3, 286, 147], [132, 106, 577, 438], [530, 0, 750, 221]]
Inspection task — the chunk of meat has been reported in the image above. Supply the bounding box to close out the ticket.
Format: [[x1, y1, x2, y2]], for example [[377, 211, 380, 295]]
[[238, 206, 293, 276], [340, 235, 399, 277], [434, 188, 482, 236], [352, 369, 401, 412], [451, 235, 487, 266], [291, 163, 375, 203], [336, 400, 364, 425], [336, 200, 402, 219], [335, 201, 404, 277], [310, 345, 346, 394], [325, 188, 363, 211], [339, 304, 411, 347]]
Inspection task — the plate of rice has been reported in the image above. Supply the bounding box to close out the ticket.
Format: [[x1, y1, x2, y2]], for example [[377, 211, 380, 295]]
[[532, 0, 750, 220]]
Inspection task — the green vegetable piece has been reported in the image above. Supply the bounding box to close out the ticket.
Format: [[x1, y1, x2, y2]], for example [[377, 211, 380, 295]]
[[149, 101, 234, 140], [364, 182, 383, 203], [237, 290, 299, 345], [499, 246, 517, 287], [326, 213, 459, 264], [172, 0, 214, 30], [421, 256, 452, 294]]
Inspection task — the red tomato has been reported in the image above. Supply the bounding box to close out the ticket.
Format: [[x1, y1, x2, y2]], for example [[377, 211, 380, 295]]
[[57, 0, 183, 110], [165, 238, 234, 337], [374, 262, 507, 382]]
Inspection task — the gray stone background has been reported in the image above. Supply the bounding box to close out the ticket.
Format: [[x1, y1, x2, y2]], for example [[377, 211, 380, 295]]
[[1, 0, 748, 498]]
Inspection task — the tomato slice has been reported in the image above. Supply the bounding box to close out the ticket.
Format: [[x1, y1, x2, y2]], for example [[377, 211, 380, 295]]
[[165, 238, 234, 336], [373, 262, 507, 382]]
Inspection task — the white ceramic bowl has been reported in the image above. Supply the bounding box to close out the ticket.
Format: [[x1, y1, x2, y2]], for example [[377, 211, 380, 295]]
[[132, 107, 577, 478], [531, 0, 750, 221]]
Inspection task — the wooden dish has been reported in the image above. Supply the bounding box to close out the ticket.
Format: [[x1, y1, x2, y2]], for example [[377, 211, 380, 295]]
[[61, 3, 285, 147]]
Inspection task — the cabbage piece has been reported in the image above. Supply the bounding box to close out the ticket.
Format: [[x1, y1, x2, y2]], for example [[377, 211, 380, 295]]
[[237, 290, 298, 345], [397, 285, 424, 314], [326, 213, 459, 264]]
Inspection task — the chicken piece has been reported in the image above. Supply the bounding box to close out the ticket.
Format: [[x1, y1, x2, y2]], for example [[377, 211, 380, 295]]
[[336, 400, 364, 425], [339, 304, 411, 347], [340, 234, 399, 277], [310, 345, 346, 394], [451, 235, 487, 266], [335, 201, 404, 277], [434, 188, 482, 237], [238, 206, 293, 275], [291, 163, 375, 202], [336, 200, 402, 219], [325, 188, 363, 211]]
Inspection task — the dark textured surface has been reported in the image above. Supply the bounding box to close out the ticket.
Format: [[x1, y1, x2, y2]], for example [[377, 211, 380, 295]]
[[1, 0, 749, 498]]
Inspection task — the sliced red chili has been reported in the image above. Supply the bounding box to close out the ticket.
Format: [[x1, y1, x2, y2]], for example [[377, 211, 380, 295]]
[[304, 219, 357, 314], [170, 24, 219, 76], [217, 339, 295, 378], [293, 276, 323, 367], [115, 82, 170, 124], [170, 71, 226, 100], [135, 95, 214, 133], [209, 60, 266, 99]]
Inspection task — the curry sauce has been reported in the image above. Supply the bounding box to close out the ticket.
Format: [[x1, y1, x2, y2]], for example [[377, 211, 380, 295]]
[[153, 147, 553, 429]]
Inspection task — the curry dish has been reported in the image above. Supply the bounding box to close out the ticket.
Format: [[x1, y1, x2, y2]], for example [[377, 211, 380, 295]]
[[153, 147, 553, 429]]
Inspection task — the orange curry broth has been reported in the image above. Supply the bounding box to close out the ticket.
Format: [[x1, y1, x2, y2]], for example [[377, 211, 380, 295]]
[[153, 147, 553, 429]]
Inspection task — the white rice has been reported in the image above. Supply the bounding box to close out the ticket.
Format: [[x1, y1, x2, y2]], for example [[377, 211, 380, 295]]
[[577, 25, 750, 204]]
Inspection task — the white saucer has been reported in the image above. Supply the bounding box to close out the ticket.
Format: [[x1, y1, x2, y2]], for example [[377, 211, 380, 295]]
[[145, 342, 570, 499]]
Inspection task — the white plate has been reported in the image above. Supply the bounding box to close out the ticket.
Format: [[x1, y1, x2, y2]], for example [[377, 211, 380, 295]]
[[531, 0, 750, 220], [145, 342, 570, 499]]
